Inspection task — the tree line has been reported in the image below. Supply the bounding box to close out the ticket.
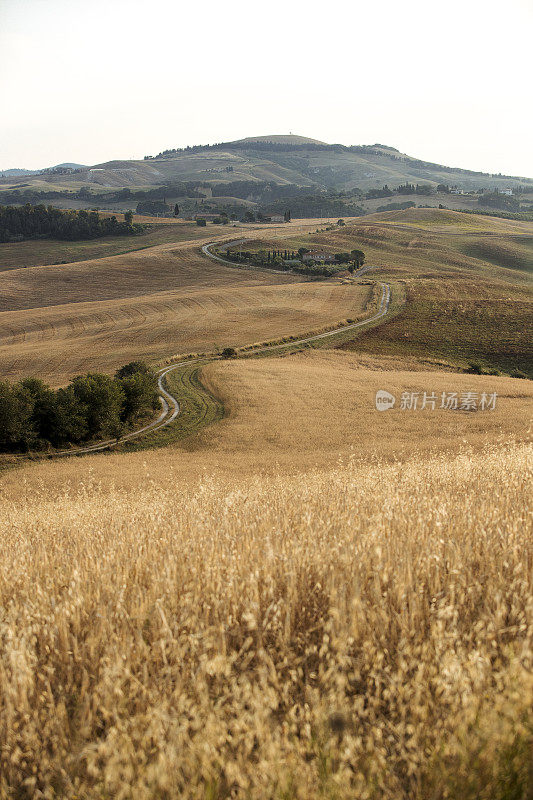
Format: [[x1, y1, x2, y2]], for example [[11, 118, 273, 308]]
[[222, 247, 365, 277], [0, 204, 144, 243], [0, 183, 205, 207], [0, 362, 159, 452]]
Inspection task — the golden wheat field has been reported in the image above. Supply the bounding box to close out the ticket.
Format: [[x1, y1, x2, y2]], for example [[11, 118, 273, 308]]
[[0, 211, 532, 798], [0, 438, 531, 799]]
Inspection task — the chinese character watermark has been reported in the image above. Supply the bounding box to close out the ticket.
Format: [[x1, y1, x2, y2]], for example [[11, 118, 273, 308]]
[[376, 389, 497, 412]]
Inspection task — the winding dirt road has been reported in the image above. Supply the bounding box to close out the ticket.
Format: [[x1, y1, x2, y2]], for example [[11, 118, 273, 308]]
[[39, 243, 393, 457]]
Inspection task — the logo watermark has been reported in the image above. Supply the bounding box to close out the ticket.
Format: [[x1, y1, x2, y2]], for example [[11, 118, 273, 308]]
[[375, 390, 497, 411], [375, 390, 396, 411]]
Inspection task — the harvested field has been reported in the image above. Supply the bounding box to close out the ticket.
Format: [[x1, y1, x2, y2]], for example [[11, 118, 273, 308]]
[[0, 268, 372, 386]]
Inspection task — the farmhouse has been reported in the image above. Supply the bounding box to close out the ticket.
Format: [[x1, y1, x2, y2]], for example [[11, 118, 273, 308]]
[[499, 188, 514, 196], [302, 250, 336, 263], [194, 213, 221, 221], [258, 214, 285, 223]]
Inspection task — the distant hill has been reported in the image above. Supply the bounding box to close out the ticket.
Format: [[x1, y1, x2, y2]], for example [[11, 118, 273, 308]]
[[2, 136, 529, 193], [0, 137, 531, 219], [52, 163, 87, 170], [0, 162, 87, 178], [0, 168, 39, 177]]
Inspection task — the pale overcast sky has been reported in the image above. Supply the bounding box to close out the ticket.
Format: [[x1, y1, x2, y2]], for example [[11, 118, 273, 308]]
[[1, 0, 532, 176]]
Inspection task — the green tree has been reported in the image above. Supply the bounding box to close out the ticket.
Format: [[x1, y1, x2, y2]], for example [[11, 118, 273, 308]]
[[350, 249, 365, 269], [115, 362, 158, 423], [174, 204, 180, 216], [335, 252, 351, 263], [18, 377, 58, 446], [124, 210, 133, 224], [115, 361, 152, 379], [53, 385, 88, 445], [0, 380, 30, 451], [71, 374, 125, 440]]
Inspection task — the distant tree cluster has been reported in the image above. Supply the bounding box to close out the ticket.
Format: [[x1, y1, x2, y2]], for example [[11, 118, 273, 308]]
[[375, 201, 416, 212], [222, 247, 365, 277], [147, 141, 409, 160], [0, 362, 159, 452], [265, 194, 365, 219], [136, 200, 172, 216], [366, 185, 394, 199], [0, 204, 143, 243], [0, 183, 205, 208], [479, 192, 520, 211], [397, 183, 434, 196]]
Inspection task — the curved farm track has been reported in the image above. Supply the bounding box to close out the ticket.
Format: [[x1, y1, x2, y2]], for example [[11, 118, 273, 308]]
[[48, 276, 394, 457], [5, 238, 395, 458]]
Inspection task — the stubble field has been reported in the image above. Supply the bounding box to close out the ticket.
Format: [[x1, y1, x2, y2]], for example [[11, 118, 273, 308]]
[[0, 220, 372, 385]]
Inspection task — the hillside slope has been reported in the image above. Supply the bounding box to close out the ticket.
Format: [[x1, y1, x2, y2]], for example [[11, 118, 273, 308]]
[[2, 135, 531, 196]]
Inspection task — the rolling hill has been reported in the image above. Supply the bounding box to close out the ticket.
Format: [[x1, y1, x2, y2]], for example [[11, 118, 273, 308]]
[[0, 195, 532, 799], [1, 135, 531, 200]]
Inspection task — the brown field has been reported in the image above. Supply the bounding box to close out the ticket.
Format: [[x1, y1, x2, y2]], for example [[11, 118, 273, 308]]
[[0, 220, 372, 385], [247, 209, 533, 376], [338, 277, 533, 375], [0, 210, 532, 798], [0, 393, 531, 797], [0, 281, 372, 386]]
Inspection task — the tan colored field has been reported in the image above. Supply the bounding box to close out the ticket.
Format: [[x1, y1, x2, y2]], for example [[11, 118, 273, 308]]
[[0, 279, 372, 388], [0, 432, 531, 798], [248, 208, 533, 376], [5, 350, 530, 486], [0, 223, 372, 385], [0, 210, 532, 797], [200, 351, 533, 467]]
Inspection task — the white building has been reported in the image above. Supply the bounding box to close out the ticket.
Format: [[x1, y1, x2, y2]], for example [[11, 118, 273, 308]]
[[302, 251, 336, 263]]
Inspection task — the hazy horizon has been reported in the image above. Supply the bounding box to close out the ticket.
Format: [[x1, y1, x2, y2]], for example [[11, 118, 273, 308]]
[[1, 0, 532, 177]]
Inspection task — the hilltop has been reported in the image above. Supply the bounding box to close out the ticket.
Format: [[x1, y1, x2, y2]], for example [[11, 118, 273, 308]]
[[230, 134, 328, 145]]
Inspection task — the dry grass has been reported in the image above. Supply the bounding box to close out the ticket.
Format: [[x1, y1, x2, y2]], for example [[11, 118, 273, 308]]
[[199, 351, 533, 468], [0, 210, 531, 797], [0, 439, 531, 799]]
